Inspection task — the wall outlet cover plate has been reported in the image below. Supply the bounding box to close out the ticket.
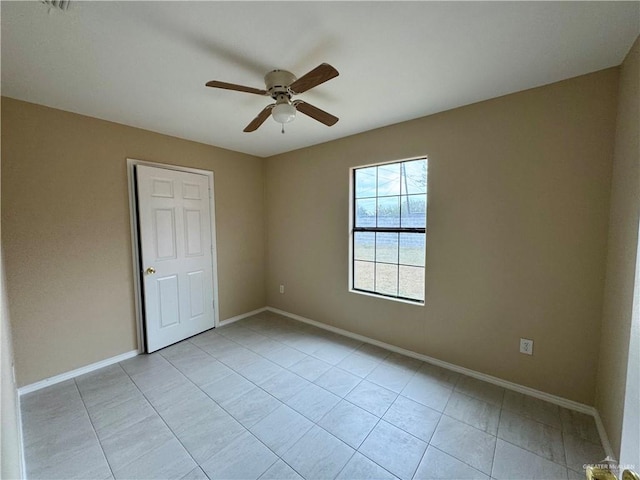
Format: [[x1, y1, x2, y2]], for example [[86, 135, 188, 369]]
[[520, 338, 534, 355]]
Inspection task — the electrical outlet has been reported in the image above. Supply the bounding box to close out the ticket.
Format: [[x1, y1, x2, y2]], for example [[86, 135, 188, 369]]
[[279, 284, 285, 294], [520, 338, 534, 355]]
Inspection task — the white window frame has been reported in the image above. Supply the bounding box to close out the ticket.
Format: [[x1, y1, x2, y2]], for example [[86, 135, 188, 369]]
[[348, 156, 428, 305]]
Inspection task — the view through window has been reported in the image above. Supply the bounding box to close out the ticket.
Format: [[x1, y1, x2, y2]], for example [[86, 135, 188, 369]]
[[351, 158, 427, 303]]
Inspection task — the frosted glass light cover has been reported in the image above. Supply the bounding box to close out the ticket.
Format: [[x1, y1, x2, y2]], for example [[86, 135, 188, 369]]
[[272, 103, 296, 123]]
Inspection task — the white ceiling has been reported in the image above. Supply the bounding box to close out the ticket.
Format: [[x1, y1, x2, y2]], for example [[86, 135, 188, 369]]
[[2, 1, 638, 158]]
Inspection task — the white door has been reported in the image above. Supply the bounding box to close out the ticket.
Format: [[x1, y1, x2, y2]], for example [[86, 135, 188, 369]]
[[136, 165, 216, 352]]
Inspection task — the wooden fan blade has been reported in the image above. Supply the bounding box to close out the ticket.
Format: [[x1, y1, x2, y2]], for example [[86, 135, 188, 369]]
[[244, 105, 274, 132], [294, 101, 339, 126], [289, 63, 339, 94], [206, 80, 267, 96]]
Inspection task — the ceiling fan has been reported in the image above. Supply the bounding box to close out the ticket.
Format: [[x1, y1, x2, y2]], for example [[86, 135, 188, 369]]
[[206, 63, 339, 133]]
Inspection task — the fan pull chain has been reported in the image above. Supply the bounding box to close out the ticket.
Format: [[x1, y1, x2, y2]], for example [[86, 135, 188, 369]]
[[281, 124, 285, 134]]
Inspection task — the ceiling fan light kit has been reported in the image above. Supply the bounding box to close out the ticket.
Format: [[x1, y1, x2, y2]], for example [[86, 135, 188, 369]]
[[206, 63, 339, 133], [272, 101, 296, 125]]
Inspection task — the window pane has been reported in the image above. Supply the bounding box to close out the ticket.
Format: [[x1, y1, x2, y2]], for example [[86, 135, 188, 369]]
[[399, 265, 425, 301], [355, 167, 377, 198], [399, 233, 425, 266], [376, 232, 398, 264], [401, 159, 427, 195], [377, 163, 401, 196], [354, 232, 375, 261], [401, 194, 426, 228], [355, 198, 376, 227], [354, 261, 374, 291], [375, 263, 398, 296], [377, 196, 400, 227], [352, 158, 427, 304]]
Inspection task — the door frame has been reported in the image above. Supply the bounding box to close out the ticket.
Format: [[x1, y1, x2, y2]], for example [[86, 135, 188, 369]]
[[126, 158, 220, 353], [619, 218, 640, 467]]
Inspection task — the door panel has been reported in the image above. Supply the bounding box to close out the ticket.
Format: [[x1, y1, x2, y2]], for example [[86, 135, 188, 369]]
[[184, 209, 203, 256], [136, 165, 215, 352], [183, 182, 201, 200], [152, 178, 174, 197], [154, 209, 177, 260], [188, 270, 205, 317], [158, 275, 180, 328]]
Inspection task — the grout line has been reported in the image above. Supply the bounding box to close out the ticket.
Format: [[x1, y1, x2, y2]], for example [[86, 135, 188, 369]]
[[410, 413, 444, 480], [156, 343, 297, 468], [116, 363, 202, 474], [428, 444, 489, 478], [337, 414, 381, 467], [206, 320, 375, 405], [407, 433, 428, 480], [243, 315, 475, 451], [496, 437, 574, 473], [561, 430, 570, 475], [332, 452, 357, 480], [266, 456, 306, 480], [72, 379, 116, 480], [438, 408, 556, 479], [191, 319, 422, 478], [490, 392, 504, 479], [163, 342, 283, 417]]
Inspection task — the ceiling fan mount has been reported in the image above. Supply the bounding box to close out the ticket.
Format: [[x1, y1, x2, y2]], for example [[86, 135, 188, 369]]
[[206, 63, 339, 133], [264, 69, 297, 99]]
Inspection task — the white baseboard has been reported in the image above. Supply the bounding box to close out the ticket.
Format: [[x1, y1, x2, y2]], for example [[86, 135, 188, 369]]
[[18, 349, 139, 396], [266, 306, 614, 456], [219, 307, 268, 327], [17, 306, 269, 395], [593, 409, 616, 461], [17, 390, 26, 478]]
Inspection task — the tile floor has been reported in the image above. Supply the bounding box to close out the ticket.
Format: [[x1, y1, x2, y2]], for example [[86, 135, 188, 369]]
[[21, 311, 604, 480]]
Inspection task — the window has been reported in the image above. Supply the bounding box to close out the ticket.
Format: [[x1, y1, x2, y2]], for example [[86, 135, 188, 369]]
[[351, 157, 427, 303]]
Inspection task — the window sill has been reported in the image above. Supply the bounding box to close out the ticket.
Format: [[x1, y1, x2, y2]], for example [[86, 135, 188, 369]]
[[349, 288, 425, 307]]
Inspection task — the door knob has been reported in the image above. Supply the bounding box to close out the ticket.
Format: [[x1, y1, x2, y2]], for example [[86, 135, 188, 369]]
[[587, 467, 640, 480], [623, 470, 640, 480], [145, 267, 156, 275]]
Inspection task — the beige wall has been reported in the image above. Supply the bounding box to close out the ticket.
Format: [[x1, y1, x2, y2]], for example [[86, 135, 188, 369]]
[[266, 69, 619, 405], [1, 98, 265, 387], [596, 37, 640, 458]]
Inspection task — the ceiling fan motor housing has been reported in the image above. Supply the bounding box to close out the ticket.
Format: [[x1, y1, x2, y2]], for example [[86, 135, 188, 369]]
[[265, 70, 297, 99]]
